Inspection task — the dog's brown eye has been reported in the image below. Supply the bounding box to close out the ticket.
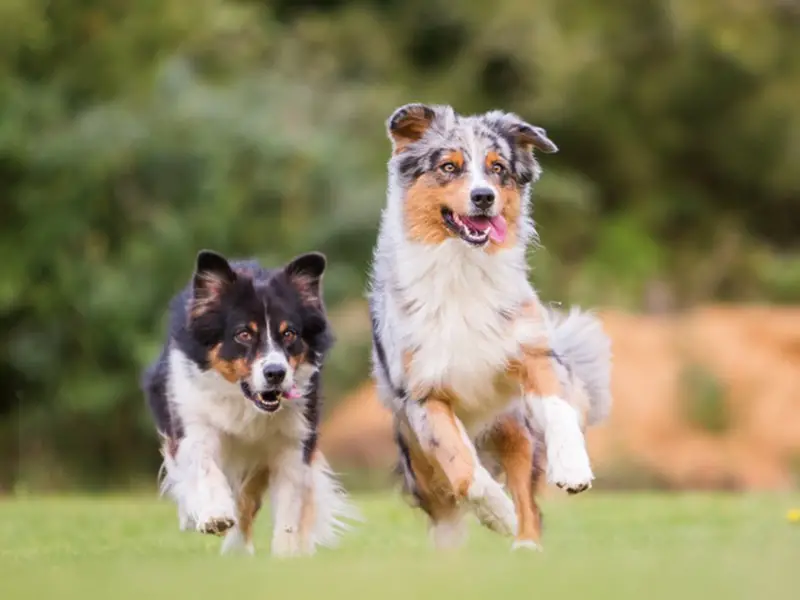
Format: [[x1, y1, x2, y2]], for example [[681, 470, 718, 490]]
[[234, 329, 253, 344], [282, 329, 297, 345], [439, 162, 457, 174], [491, 162, 506, 175]]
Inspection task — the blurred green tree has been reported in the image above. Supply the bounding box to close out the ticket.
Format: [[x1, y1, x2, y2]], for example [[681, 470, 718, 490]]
[[1, 0, 798, 490]]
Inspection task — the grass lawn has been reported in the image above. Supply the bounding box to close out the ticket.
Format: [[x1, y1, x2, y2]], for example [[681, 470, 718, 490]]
[[1, 491, 798, 599]]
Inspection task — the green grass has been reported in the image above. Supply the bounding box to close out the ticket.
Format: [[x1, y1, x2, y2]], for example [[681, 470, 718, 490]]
[[1, 492, 798, 599]]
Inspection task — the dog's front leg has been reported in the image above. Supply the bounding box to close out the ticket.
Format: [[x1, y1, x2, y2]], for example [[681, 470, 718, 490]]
[[513, 345, 594, 494], [221, 468, 269, 555], [269, 448, 310, 558], [173, 427, 237, 534], [403, 396, 517, 537]]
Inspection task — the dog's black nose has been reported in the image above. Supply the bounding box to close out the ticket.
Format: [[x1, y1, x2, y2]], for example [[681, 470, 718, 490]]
[[470, 187, 495, 210], [263, 364, 286, 386]]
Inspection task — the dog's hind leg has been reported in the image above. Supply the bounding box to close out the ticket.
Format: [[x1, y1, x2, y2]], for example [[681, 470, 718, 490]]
[[485, 416, 543, 551], [221, 468, 270, 555], [403, 396, 517, 537], [269, 448, 307, 558], [297, 452, 358, 555]]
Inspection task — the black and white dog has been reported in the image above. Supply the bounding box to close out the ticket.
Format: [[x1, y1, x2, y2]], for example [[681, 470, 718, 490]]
[[142, 250, 357, 556]]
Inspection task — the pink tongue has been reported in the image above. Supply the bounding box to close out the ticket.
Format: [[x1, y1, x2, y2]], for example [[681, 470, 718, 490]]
[[460, 215, 508, 244], [461, 216, 491, 232], [488, 215, 507, 243], [284, 387, 302, 400]]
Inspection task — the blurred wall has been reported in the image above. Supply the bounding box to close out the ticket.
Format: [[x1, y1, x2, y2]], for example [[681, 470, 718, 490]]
[[1, 1, 799, 491]]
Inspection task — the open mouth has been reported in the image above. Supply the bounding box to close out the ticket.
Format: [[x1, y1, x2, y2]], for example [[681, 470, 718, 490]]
[[441, 208, 507, 246], [240, 381, 282, 413], [240, 381, 303, 413]]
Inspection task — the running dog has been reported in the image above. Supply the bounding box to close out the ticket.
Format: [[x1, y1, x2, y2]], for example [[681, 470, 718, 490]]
[[368, 103, 612, 550], [143, 250, 357, 556]]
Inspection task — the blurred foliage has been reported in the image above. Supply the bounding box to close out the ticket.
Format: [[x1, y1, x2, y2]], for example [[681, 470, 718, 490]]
[[679, 363, 731, 435], [1, 0, 799, 490]]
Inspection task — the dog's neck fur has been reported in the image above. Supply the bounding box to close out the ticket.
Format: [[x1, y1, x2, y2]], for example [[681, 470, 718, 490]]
[[377, 172, 538, 309]]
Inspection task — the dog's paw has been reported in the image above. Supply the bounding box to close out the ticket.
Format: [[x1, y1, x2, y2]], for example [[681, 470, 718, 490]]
[[512, 539, 543, 552], [546, 436, 594, 494], [198, 516, 236, 536], [547, 449, 594, 494], [540, 396, 595, 494], [548, 462, 593, 494], [430, 516, 467, 550], [470, 499, 517, 537], [186, 490, 237, 535], [221, 527, 255, 555], [467, 471, 518, 537], [178, 507, 196, 531], [271, 526, 306, 558]]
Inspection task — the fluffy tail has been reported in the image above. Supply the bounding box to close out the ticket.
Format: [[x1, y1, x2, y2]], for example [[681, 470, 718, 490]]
[[308, 454, 363, 549], [545, 306, 613, 426]]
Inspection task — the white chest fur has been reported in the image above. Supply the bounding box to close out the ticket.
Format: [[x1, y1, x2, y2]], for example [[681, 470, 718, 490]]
[[382, 239, 541, 429]]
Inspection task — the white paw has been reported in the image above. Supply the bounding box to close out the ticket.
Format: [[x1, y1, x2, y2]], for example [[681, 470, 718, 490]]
[[189, 495, 237, 535], [430, 515, 467, 550], [221, 527, 255, 555], [512, 539, 542, 552], [197, 516, 236, 536], [467, 470, 518, 537], [540, 395, 595, 494], [271, 526, 304, 558], [177, 506, 196, 531], [547, 444, 594, 494]]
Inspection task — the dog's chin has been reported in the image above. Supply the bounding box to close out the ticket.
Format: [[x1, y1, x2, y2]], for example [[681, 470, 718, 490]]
[[240, 381, 283, 414], [441, 207, 507, 247]]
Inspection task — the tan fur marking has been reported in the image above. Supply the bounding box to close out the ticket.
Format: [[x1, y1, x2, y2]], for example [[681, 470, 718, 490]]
[[405, 430, 461, 522], [420, 396, 475, 499], [484, 150, 505, 171], [390, 107, 435, 154], [506, 302, 564, 398], [404, 175, 471, 245], [486, 183, 521, 254], [286, 325, 307, 372], [487, 417, 542, 545], [237, 469, 270, 544], [208, 344, 251, 383], [442, 150, 464, 170], [288, 347, 307, 372]]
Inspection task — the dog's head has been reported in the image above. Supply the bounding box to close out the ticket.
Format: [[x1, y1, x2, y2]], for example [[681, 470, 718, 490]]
[[386, 103, 557, 251], [187, 250, 332, 414]]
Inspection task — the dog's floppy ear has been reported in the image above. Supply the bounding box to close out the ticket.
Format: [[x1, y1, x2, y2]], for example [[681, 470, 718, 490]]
[[491, 112, 558, 154], [512, 122, 558, 154], [191, 250, 236, 316], [285, 251, 326, 307], [387, 103, 440, 153]]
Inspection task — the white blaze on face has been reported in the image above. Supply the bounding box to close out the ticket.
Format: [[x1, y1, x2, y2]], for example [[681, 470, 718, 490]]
[[250, 319, 292, 393], [465, 128, 498, 215]]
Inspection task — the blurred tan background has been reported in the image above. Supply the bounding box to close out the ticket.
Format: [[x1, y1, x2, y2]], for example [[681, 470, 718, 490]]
[[1, 0, 799, 493]]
